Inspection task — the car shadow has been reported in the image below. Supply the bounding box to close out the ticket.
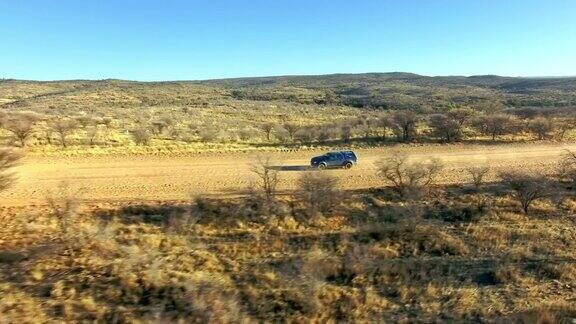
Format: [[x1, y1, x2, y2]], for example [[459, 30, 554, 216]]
[[269, 165, 314, 171]]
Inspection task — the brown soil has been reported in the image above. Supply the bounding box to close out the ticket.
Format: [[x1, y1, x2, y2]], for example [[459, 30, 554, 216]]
[[2, 142, 574, 206]]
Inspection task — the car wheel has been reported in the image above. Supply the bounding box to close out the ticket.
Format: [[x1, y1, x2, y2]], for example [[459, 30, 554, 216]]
[[344, 162, 353, 169], [317, 163, 327, 170]]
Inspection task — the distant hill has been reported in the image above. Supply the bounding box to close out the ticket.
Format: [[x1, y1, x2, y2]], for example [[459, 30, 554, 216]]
[[1, 73, 576, 112], [199, 73, 576, 108]]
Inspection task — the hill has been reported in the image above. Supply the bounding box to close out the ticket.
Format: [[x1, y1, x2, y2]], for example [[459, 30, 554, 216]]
[[2, 73, 576, 113]]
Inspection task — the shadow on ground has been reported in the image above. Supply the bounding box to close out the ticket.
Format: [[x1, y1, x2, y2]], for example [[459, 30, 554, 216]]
[[269, 165, 314, 171]]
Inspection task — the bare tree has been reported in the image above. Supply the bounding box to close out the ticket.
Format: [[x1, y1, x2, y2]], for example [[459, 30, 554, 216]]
[[261, 123, 274, 141], [428, 113, 461, 142], [340, 125, 352, 142], [377, 152, 443, 199], [499, 171, 553, 214], [390, 111, 417, 142], [296, 171, 340, 217], [51, 119, 79, 148], [316, 127, 332, 143], [86, 125, 99, 146], [557, 149, 576, 187], [466, 166, 490, 189], [377, 113, 392, 140], [472, 114, 517, 141], [1, 112, 42, 147], [528, 117, 555, 140], [250, 156, 280, 209], [449, 108, 475, 127], [0, 150, 21, 192], [555, 118, 576, 140], [283, 123, 298, 141], [3, 118, 35, 147]]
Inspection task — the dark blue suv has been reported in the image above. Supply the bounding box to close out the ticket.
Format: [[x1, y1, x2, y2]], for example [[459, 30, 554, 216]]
[[310, 151, 358, 170]]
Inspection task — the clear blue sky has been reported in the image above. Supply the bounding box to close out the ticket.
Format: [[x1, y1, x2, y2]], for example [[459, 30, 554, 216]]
[[1, 0, 575, 81]]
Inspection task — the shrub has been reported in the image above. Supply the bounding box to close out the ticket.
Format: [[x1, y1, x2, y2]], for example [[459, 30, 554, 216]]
[[557, 150, 576, 188], [50, 119, 79, 148], [528, 117, 555, 140], [427, 201, 486, 222], [86, 126, 99, 146], [377, 152, 443, 199], [283, 123, 298, 141], [131, 127, 152, 145], [390, 111, 417, 142], [466, 166, 490, 189], [260, 123, 274, 141], [428, 113, 462, 142], [296, 172, 340, 217], [199, 126, 219, 142], [499, 171, 553, 214], [249, 156, 280, 213], [339, 125, 352, 142], [471, 114, 518, 141], [0, 149, 21, 192], [1, 113, 41, 147], [295, 128, 315, 143]]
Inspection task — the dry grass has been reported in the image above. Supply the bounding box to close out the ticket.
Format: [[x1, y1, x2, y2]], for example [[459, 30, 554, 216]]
[[1, 180, 575, 322]]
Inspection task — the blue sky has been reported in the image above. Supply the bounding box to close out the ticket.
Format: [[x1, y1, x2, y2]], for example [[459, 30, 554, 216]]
[[1, 0, 575, 80]]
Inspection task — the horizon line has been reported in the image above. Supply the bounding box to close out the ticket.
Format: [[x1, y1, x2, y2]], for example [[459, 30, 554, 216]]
[[2, 71, 576, 83]]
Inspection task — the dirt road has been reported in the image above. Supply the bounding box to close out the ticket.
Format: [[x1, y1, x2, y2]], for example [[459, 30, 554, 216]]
[[1, 143, 574, 206]]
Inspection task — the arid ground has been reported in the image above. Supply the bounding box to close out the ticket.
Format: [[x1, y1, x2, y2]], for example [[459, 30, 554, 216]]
[[3, 142, 574, 206]]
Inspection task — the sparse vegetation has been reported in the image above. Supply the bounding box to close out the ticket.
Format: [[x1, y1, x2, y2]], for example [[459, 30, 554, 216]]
[[0, 74, 575, 155], [377, 152, 444, 199], [296, 171, 340, 217], [499, 171, 554, 214], [2, 73, 576, 322], [467, 166, 491, 189], [1, 159, 575, 322]]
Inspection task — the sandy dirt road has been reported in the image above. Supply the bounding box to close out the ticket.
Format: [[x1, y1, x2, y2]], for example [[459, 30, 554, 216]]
[[1, 143, 575, 206]]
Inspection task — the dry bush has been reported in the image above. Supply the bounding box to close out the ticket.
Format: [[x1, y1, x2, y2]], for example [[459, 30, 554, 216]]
[[283, 123, 298, 141], [339, 125, 352, 142], [427, 108, 474, 142], [296, 171, 340, 218], [1, 114, 39, 147], [556, 150, 576, 188], [273, 124, 289, 142], [295, 128, 315, 143], [249, 156, 280, 214], [75, 115, 98, 127], [0, 149, 21, 192], [428, 113, 462, 142], [528, 117, 555, 140], [50, 119, 79, 148], [260, 123, 274, 141], [472, 114, 518, 141], [390, 110, 417, 142], [46, 184, 83, 239], [198, 126, 219, 142], [466, 166, 490, 189], [377, 113, 393, 140], [85, 125, 99, 146], [555, 119, 576, 140], [499, 171, 554, 214], [131, 127, 152, 145], [377, 152, 443, 199]]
